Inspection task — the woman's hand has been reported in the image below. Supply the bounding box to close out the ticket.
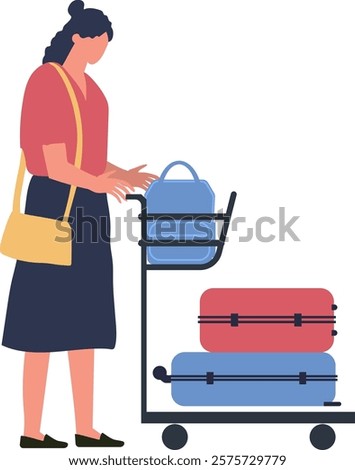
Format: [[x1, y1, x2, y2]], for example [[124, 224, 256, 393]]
[[42, 145, 136, 201], [92, 171, 135, 203], [126, 164, 158, 190]]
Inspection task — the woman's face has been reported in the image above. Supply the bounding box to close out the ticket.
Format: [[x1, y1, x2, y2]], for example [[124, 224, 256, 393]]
[[72, 32, 109, 64]]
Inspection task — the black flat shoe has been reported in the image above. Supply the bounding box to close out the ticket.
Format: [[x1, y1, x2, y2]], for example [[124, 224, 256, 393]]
[[75, 433, 124, 447], [20, 434, 68, 448]]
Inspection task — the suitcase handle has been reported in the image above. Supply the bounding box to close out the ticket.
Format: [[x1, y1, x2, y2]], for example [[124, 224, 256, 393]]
[[160, 161, 200, 182]]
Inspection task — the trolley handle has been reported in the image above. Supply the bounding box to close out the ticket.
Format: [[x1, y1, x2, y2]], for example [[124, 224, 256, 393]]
[[126, 192, 236, 219], [126, 191, 236, 238], [140, 213, 230, 221], [145, 191, 236, 223], [126, 193, 147, 208]]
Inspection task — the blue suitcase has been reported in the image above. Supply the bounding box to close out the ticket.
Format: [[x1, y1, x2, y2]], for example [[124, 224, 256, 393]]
[[145, 161, 215, 265], [153, 352, 337, 406]]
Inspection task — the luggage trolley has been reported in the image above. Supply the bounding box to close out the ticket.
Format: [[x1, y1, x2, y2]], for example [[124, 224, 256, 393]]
[[126, 191, 353, 450]]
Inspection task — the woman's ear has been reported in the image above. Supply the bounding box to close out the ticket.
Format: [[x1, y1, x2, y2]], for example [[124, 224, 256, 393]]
[[72, 33, 81, 44]]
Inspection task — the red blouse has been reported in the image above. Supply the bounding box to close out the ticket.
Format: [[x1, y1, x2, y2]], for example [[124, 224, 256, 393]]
[[20, 63, 109, 177]]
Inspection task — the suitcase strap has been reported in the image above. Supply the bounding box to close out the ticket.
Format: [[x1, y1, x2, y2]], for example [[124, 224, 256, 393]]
[[198, 313, 336, 327], [153, 366, 338, 385]]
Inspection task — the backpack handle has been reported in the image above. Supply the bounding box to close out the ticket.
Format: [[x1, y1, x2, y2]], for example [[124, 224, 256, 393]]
[[160, 161, 200, 182]]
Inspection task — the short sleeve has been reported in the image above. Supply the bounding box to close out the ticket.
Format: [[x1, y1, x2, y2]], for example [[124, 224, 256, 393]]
[[20, 64, 75, 175]]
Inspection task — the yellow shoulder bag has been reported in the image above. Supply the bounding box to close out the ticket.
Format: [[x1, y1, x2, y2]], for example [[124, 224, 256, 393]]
[[0, 62, 83, 266]]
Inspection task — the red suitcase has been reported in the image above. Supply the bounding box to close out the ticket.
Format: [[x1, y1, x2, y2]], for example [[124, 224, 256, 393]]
[[199, 288, 337, 352]]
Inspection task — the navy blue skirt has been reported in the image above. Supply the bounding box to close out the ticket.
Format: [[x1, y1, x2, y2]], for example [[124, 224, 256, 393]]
[[2, 177, 116, 352]]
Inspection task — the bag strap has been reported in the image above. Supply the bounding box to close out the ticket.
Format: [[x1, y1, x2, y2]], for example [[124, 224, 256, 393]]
[[12, 151, 26, 213], [12, 62, 83, 220], [50, 62, 83, 220]]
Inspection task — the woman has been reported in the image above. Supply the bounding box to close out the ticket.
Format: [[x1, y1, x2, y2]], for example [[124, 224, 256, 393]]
[[2, 0, 156, 448]]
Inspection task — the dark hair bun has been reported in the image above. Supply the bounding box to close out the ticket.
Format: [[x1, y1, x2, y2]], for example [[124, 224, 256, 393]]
[[68, 0, 85, 18]]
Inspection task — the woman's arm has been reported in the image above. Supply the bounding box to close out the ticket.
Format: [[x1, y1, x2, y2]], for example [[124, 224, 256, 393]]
[[104, 161, 158, 190], [43, 143, 134, 203]]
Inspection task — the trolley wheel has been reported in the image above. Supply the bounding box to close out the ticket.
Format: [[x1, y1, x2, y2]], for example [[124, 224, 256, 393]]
[[310, 424, 336, 450], [162, 424, 188, 450]]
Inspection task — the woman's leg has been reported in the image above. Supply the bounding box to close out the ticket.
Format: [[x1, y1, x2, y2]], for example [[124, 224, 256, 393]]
[[23, 352, 50, 439], [68, 349, 100, 438]]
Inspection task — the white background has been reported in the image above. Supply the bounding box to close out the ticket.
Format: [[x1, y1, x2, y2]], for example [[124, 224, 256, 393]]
[[0, 0, 355, 468]]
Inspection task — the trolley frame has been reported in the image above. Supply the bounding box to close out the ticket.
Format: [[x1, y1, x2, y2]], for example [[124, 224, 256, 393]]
[[126, 192, 355, 428]]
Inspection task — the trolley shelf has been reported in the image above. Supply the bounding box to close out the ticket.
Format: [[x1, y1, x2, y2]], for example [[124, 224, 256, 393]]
[[127, 191, 237, 271]]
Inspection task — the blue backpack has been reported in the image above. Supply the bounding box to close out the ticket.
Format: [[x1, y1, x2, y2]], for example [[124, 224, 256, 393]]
[[145, 161, 215, 265]]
